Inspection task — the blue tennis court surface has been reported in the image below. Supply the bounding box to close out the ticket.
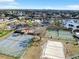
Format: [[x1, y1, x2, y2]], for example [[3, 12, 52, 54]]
[[0, 34, 34, 57]]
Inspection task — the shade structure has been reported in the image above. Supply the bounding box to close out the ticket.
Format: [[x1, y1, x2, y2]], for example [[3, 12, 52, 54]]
[[41, 40, 65, 59]]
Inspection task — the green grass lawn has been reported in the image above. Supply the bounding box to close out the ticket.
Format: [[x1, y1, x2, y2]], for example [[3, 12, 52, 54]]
[[0, 30, 12, 37]]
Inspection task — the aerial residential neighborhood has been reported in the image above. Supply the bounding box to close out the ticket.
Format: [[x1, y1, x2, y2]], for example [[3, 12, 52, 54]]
[[0, 9, 79, 59], [0, 0, 79, 59]]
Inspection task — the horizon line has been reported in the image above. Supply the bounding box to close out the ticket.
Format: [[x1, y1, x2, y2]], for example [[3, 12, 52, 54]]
[[0, 9, 79, 11]]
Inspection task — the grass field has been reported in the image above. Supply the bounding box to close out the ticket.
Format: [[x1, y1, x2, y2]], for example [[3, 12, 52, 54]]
[[0, 30, 12, 37]]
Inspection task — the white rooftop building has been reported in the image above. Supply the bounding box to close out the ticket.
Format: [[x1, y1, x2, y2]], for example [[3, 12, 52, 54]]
[[62, 19, 79, 30], [41, 40, 65, 59], [0, 18, 4, 22]]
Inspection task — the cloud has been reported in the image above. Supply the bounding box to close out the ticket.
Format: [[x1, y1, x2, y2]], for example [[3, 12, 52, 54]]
[[36, 5, 79, 10], [0, 0, 20, 9], [0, 2, 26, 9], [0, 5, 26, 9], [23, 5, 79, 10], [66, 5, 79, 10], [0, 5, 18, 9], [0, 0, 15, 2], [0, 0, 79, 10]]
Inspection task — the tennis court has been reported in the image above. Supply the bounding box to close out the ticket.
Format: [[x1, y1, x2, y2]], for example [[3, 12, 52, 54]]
[[0, 33, 33, 58], [46, 30, 75, 41]]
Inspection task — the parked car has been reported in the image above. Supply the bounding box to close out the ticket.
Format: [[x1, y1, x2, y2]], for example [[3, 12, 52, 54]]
[[72, 29, 79, 38]]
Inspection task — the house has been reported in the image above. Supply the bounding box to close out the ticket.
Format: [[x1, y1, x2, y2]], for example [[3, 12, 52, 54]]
[[62, 19, 79, 30], [22, 28, 34, 34], [18, 16, 25, 20], [7, 24, 16, 30], [72, 29, 79, 38], [0, 18, 4, 23]]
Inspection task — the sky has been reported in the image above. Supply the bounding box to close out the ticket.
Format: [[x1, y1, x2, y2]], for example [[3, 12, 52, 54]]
[[0, 0, 79, 10]]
